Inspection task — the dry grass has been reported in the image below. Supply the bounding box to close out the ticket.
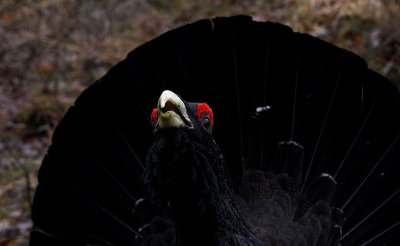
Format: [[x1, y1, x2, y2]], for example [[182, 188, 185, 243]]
[[0, 0, 399, 244]]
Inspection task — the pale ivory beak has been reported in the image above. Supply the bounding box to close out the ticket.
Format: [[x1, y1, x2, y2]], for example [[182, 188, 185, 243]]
[[156, 90, 193, 129]]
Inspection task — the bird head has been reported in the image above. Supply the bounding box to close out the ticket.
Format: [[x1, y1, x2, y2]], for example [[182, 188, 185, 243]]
[[150, 90, 214, 134], [145, 90, 221, 212]]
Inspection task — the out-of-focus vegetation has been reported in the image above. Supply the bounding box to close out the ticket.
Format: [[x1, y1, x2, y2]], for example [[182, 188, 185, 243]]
[[0, 0, 399, 244]]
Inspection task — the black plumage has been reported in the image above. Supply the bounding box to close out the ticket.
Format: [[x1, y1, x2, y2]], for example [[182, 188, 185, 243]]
[[30, 16, 400, 246]]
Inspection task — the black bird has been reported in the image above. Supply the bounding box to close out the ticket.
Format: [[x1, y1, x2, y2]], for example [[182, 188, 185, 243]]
[[144, 90, 264, 246], [30, 16, 400, 246]]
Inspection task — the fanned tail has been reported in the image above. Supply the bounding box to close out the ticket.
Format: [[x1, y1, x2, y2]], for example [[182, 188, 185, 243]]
[[31, 16, 399, 245]]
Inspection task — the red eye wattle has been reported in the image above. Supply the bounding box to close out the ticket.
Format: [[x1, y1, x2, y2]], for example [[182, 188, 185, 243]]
[[195, 103, 214, 124], [151, 108, 158, 124]]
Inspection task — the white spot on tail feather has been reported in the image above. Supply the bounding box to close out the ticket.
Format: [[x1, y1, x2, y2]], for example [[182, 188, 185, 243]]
[[256, 105, 271, 113], [321, 173, 337, 184], [135, 198, 145, 207]]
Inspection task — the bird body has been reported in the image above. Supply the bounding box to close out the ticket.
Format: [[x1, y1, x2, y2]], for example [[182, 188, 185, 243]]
[[30, 16, 400, 246], [144, 90, 264, 246], [143, 90, 341, 246]]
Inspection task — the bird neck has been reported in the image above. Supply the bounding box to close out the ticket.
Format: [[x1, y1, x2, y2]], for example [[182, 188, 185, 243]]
[[170, 164, 264, 246], [144, 129, 264, 246]]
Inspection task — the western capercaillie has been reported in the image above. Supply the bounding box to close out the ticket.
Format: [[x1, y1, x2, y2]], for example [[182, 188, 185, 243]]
[[30, 16, 400, 245]]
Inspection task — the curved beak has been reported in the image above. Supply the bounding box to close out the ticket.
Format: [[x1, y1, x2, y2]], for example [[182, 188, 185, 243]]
[[156, 90, 193, 130]]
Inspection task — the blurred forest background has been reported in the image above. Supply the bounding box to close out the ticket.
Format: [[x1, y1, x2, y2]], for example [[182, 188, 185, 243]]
[[0, 0, 399, 245]]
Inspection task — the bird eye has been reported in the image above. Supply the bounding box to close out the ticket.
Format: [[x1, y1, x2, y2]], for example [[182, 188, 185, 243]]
[[202, 118, 210, 128]]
